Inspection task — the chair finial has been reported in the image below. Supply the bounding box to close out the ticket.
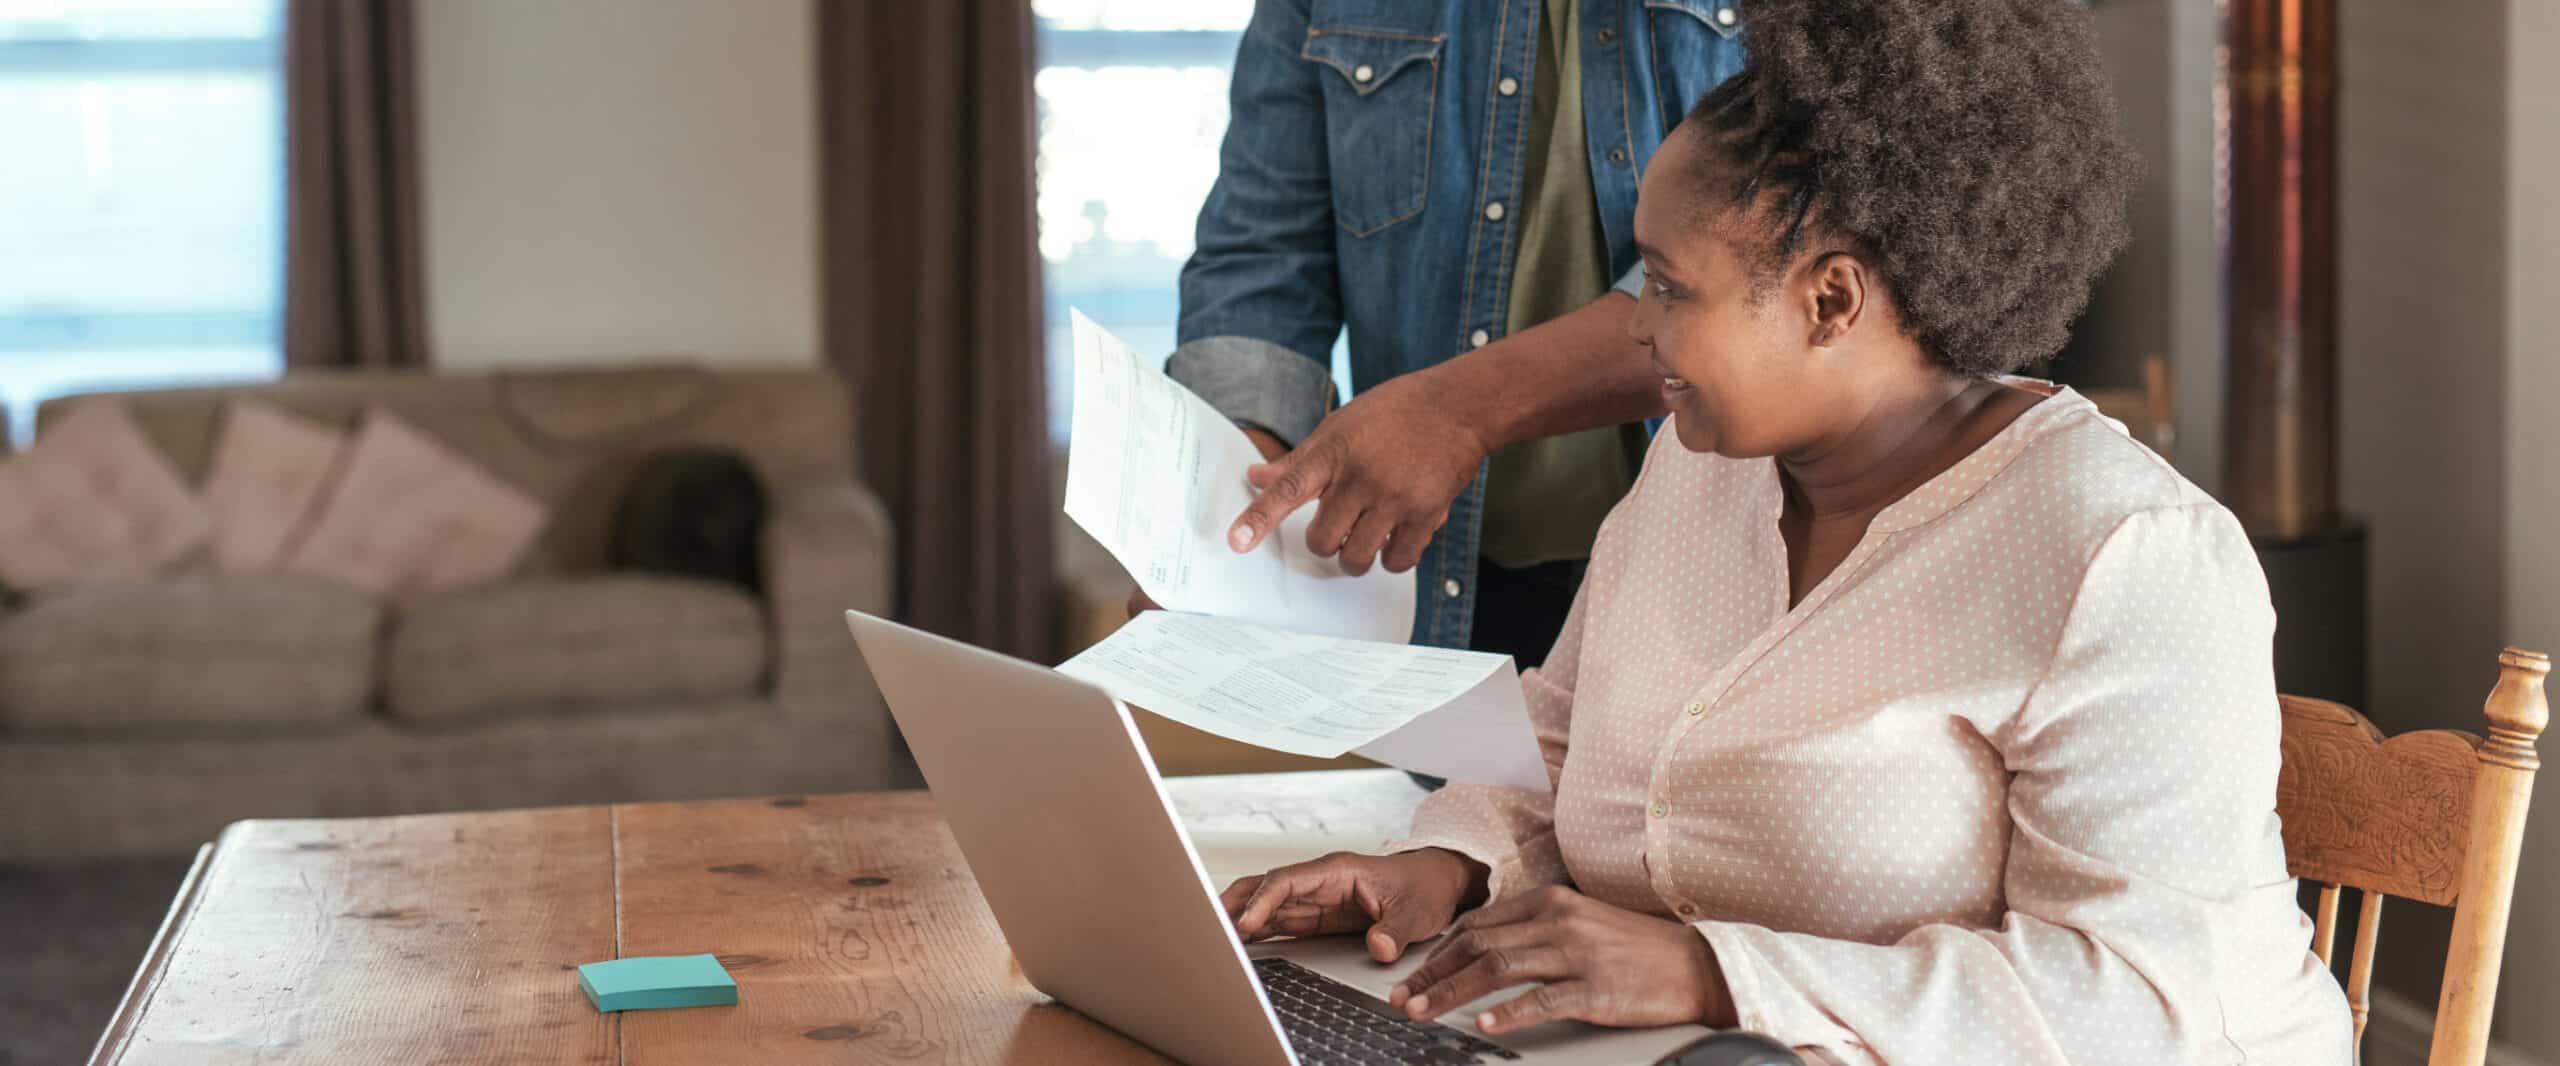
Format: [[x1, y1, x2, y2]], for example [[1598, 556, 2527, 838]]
[[2483, 648, 2549, 770]]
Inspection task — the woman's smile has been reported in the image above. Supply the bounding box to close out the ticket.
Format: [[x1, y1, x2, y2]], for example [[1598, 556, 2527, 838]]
[[1650, 353, 1694, 401]]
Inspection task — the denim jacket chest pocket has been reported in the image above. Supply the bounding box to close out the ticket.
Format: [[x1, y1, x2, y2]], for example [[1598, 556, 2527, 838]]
[[1301, 27, 1444, 238], [1644, 0, 1747, 124]]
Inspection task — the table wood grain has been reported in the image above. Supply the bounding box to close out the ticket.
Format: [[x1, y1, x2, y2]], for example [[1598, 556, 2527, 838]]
[[87, 770, 1427, 1066]]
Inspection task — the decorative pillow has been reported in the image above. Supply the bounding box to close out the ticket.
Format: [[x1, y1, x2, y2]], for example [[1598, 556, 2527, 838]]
[[0, 457, 118, 588], [282, 410, 548, 598], [47, 400, 212, 570], [200, 401, 351, 575], [609, 448, 767, 593], [0, 400, 210, 588]]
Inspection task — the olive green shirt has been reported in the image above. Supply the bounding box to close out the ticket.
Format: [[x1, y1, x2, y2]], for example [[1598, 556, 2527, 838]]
[[1477, 0, 1644, 572]]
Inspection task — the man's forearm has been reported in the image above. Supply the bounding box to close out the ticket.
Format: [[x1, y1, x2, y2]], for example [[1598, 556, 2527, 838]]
[[1428, 292, 1666, 452]]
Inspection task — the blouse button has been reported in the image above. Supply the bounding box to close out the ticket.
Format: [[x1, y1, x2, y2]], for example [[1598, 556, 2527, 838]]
[[1684, 700, 1705, 716], [1676, 902, 1699, 918], [1649, 801, 1667, 819]]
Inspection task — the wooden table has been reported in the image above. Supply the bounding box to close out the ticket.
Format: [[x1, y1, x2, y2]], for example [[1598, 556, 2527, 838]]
[[87, 770, 1428, 1065]]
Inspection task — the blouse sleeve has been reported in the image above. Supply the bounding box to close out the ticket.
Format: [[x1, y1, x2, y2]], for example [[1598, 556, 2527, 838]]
[[1380, 585, 1589, 902], [1690, 503, 2307, 1065]]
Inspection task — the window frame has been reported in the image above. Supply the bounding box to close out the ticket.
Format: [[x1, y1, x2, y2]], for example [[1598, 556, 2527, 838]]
[[0, 21, 286, 363]]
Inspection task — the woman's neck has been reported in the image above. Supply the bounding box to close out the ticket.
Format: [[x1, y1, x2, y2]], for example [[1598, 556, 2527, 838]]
[[1776, 373, 2023, 523]]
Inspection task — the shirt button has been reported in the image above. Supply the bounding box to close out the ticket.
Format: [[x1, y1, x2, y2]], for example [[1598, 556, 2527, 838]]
[[1498, 76, 1519, 97], [1596, 27, 1617, 44], [1607, 146, 1629, 166], [1716, 7, 1738, 27], [1685, 700, 1705, 716], [1442, 578, 1464, 599], [1483, 201, 1506, 221], [1353, 63, 1375, 83], [1468, 328, 1491, 348], [1650, 801, 1667, 819]]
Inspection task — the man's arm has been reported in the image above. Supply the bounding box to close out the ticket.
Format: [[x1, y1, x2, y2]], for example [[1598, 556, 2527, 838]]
[[1232, 285, 1667, 574], [1441, 289, 1665, 453], [1168, 0, 1343, 447]]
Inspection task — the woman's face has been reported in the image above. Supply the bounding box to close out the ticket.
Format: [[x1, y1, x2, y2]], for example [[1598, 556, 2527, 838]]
[[1628, 130, 1835, 458]]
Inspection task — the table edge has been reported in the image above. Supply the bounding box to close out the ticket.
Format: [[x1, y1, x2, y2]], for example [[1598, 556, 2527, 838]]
[[85, 841, 216, 1066]]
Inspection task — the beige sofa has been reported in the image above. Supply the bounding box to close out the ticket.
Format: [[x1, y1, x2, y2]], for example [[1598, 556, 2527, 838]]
[[0, 366, 899, 862]]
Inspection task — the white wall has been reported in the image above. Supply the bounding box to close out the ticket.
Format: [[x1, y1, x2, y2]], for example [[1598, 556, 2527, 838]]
[[2161, 0, 2221, 494], [414, 0, 817, 369], [2076, 1, 2171, 388], [2078, 0, 2222, 491], [2340, 2, 2560, 1061], [2502, 0, 2560, 1058], [2336, 0, 2510, 1027], [2338, 1, 2511, 727]]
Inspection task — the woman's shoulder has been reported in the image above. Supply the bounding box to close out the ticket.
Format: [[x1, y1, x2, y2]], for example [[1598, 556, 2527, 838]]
[[1991, 392, 2226, 528], [1981, 395, 2262, 587]]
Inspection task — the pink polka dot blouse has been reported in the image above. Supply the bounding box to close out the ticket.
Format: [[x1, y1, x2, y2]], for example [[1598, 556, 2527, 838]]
[[1393, 388, 2352, 1064]]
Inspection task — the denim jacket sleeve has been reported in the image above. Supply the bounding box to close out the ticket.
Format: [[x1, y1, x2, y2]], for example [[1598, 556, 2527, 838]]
[[1171, 0, 1343, 446], [1611, 261, 1646, 299]]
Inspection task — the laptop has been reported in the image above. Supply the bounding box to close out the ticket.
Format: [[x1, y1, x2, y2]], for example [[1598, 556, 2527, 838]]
[[845, 609, 1714, 1066]]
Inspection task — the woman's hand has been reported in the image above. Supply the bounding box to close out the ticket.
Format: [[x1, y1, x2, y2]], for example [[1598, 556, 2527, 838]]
[[1221, 848, 1485, 963], [1389, 885, 1736, 1035]]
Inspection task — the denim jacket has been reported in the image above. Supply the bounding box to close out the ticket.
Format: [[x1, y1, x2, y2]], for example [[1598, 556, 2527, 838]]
[[1171, 0, 1748, 649]]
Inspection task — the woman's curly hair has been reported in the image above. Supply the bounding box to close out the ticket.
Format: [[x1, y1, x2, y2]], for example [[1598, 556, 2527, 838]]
[[1683, 0, 2140, 377]]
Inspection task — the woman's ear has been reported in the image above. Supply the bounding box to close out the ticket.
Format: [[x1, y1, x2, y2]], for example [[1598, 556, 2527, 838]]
[[1803, 252, 1867, 348]]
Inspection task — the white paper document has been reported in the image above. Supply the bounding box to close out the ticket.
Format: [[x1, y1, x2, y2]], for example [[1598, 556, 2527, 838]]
[[1062, 310, 1417, 644], [1058, 610, 1550, 792]]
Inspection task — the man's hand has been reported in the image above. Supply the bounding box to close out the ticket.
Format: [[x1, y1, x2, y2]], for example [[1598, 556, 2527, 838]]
[[1220, 848, 1486, 963], [1388, 885, 1736, 1035], [1212, 291, 1664, 578], [1129, 425, 1292, 617], [1227, 371, 1491, 576]]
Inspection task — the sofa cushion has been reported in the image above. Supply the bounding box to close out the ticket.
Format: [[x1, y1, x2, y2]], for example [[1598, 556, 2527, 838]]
[[385, 575, 767, 723], [0, 576, 381, 732], [284, 410, 548, 599]]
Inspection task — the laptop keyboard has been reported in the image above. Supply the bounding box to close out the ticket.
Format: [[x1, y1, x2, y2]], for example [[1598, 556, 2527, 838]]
[[1252, 957, 1522, 1065]]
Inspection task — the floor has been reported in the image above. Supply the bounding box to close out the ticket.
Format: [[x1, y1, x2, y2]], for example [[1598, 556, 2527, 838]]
[[0, 857, 194, 1066]]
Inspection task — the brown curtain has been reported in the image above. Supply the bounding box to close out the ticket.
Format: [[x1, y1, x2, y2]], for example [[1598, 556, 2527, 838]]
[[816, 2, 1055, 660], [283, 0, 428, 368]]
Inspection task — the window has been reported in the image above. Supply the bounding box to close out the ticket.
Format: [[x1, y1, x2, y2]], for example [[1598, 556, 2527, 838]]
[[0, 0, 284, 446], [1034, 0, 1254, 439]]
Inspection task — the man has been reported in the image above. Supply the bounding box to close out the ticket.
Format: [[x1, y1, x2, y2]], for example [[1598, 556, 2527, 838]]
[[1166, 0, 1747, 663]]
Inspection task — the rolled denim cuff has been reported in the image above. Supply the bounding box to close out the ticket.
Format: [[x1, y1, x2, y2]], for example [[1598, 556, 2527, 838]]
[[1166, 335, 1340, 446], [1611, 261, 1647, 299]]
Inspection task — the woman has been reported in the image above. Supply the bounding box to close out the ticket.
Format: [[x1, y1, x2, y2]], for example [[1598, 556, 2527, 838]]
[[1219, 1, 2353, 1062]]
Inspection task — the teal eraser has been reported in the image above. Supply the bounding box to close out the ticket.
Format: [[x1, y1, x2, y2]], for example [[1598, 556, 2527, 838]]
[[577, 954, 739, 1012]]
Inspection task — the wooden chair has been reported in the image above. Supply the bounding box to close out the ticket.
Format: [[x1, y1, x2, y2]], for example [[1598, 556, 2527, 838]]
[[2277, 647, 2549, 1065]]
